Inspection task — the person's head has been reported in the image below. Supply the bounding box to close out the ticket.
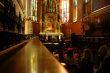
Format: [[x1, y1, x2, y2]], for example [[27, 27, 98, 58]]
[[73, 53, 79, 59], [98, 45, 108, 60], [64, 52, 67, 58], [82, 48, 92, 60]]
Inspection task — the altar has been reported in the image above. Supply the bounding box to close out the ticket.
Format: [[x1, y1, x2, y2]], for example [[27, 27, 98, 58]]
[[39, 0, 62, 42]]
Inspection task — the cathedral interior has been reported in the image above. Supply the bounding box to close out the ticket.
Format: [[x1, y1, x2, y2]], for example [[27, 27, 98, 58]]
[[0, 0, 110, 73]]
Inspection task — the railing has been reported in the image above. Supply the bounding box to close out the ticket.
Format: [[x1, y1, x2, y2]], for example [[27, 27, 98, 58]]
[[0, 38, 68, 73], [71, 35, 110, 49], [0, 31, 27, 51]]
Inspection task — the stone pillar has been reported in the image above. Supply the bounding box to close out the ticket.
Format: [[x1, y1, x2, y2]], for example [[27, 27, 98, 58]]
[[25, 18, 33, 34]]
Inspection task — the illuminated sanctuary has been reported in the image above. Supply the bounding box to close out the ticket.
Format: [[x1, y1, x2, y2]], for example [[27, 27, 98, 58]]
[[39, 0, 63, 41]]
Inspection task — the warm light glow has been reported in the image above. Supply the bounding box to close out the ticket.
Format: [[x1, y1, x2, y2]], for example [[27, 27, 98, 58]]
[[59, 35, 61, 40], [25, 19, 33, 34], [30, 53, 38, 73], [74, 6, 77, 22], [73, 0, 77, 22], [31, 0, 37, 21], [62, 0, 69, 22], [85, 0, 89, 3], [85, 0, 88, 3], [61, 62, 66, 66]]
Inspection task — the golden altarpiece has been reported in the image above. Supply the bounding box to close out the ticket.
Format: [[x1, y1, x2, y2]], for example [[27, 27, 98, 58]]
[[39, 0, 63, 41]]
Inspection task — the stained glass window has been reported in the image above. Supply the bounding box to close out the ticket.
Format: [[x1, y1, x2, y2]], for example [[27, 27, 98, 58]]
[[85, 0, 90, 3], [62, 0, 69, 23], [73, 0, 77, 22], [31, 0, 37, 21]]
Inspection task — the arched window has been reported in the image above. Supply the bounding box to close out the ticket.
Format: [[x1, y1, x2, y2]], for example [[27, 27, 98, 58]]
[[31, 0, 37, 21], [62, 0, 69, 23], [73, 0, 77, 22]]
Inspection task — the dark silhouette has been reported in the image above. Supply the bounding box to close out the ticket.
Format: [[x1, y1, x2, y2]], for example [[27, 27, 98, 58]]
[[96, 56, 110, 73], [59, 39, 64, 62], [78, 49, 94, 73], [65, 50, 78, 73], [96, 45, 110, 73]]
